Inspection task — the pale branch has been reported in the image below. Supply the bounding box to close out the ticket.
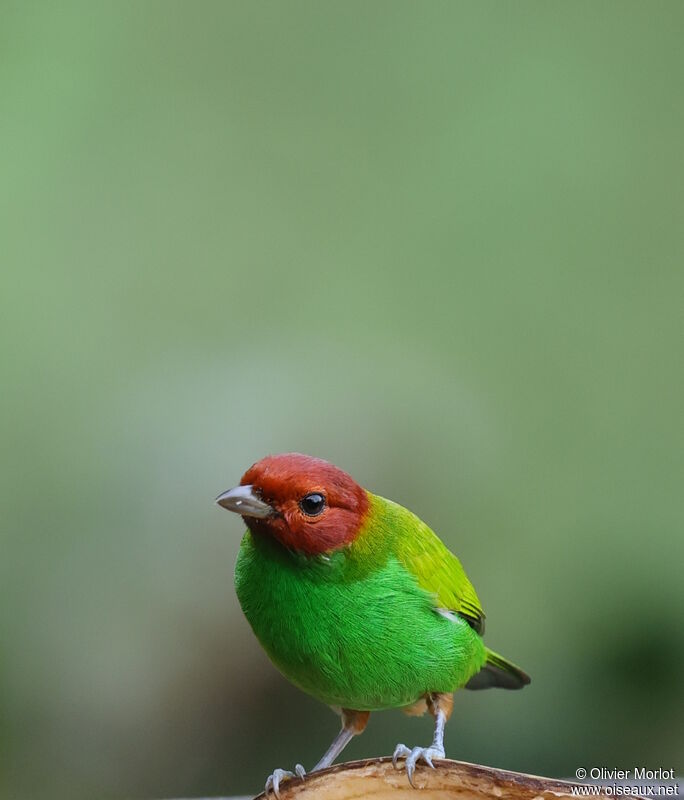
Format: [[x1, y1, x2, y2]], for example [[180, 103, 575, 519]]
[[243, 756, 645, 799]]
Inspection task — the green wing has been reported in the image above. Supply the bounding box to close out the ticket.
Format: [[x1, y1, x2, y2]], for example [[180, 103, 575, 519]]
[[380, 496, 486, 634]]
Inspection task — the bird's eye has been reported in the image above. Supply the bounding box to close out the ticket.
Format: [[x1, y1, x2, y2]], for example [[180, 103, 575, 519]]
[[299, 493, 326, 516]]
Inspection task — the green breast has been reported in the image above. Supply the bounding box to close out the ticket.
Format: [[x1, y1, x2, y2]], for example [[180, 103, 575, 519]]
[[234, 529, 486, 711]]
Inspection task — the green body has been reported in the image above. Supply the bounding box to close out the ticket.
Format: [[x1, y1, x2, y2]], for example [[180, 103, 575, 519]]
[[235, 493, 488, 710]]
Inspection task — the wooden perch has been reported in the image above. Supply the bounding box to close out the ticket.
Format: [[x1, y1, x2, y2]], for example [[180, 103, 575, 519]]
[[250, 757, 634, 800]]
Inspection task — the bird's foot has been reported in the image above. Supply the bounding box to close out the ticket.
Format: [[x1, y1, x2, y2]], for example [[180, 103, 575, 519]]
[[392, 742, 445, 788], [264, 764, 306, 799]]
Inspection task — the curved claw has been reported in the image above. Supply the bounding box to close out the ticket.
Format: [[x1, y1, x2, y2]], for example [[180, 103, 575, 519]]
[[392, 744, 445, 788], [265, 764, 306, 799], [392, 743, 411, 768]]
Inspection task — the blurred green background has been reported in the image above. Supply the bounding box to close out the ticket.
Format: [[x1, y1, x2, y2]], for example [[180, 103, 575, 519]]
[[2, 2, 683, 798]]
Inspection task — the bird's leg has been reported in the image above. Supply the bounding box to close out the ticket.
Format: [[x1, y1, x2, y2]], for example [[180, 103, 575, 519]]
[[312, 708, 369, 770], [393, 692, 453, 788], [265, 709, 369, 799]]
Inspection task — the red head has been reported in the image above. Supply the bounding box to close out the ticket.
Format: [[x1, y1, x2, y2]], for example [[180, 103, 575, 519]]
[[216, 453, 370, 555]]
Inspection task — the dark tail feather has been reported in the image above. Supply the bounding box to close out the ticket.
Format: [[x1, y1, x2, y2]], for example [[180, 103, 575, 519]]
[[466, 648, 531, 690]]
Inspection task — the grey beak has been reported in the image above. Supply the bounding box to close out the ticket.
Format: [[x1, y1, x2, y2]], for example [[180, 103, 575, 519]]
[[216, 484, 274, 518]]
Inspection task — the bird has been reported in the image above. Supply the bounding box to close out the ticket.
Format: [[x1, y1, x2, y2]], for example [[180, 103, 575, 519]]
[[216, 453, 530, 796]]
